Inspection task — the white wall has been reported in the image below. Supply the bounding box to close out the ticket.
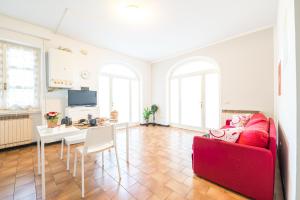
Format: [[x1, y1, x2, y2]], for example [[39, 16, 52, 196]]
[[0, 14, 151, 125], [152, 28, 274, 125], [296, 0, 300, 197], [275, 0, 298, 199]]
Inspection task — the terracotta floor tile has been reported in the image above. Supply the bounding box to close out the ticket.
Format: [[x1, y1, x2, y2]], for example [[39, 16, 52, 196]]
[[165, 179, 190, 197], [14, 182, 36, 200], [0, 184, 15, 199], [127, 182, 153, 200], [0, 126, 279, 199]]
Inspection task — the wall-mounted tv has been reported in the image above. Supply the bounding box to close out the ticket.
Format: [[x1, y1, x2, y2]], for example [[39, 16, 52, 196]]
[[68, 90, 97, 106]]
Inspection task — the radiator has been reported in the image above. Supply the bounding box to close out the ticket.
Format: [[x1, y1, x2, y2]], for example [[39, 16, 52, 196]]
[[221, 109, 259, 125], [0, 114, 33, 149]]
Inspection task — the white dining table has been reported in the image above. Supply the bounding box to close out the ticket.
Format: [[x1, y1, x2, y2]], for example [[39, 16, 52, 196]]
[[36, 122, 129, 200]]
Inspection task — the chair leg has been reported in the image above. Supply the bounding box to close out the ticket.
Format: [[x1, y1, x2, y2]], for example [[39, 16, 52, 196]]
[[81, 154, 85, 198], [102, 152, 104, 168], [67, 144, 70, 170], [60, 139, 64, 159], [73, 150, 78, 177], [114, 146, 121, 180]]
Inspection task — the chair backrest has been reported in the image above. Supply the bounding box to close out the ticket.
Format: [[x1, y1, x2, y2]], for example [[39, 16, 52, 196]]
[[84, 125, 115, 153]]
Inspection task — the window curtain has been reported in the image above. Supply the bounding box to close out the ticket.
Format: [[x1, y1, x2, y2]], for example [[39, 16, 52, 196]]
[[0, 41, 40, 110]]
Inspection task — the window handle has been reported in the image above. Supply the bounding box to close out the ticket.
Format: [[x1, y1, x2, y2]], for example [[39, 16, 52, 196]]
[[3, 83, 7, 90]]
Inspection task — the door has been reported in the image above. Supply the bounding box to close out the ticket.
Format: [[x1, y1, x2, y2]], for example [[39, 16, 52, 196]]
[[181, 75, 203, 128], [170, 73, 219, 129], [112, 77, 130, 122]]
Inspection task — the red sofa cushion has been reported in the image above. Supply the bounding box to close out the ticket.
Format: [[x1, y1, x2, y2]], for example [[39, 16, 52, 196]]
[[246, 113, 268, 127], [237, 129, 269, 148], [246, 120, 269, 132]]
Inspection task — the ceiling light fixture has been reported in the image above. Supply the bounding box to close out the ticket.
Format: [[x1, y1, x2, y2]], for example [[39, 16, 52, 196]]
[[117, 3, 148, 24]]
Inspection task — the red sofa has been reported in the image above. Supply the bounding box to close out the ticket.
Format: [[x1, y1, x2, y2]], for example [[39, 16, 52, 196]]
[[192, 114, 276, 200]]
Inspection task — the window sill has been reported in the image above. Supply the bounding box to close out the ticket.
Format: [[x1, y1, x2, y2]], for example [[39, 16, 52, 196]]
[[0, 109, 41, 116]]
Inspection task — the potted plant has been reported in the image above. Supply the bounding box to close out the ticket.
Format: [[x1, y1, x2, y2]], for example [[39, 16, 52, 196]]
[[143, 107, 152, 126], [45, 112, 60, 128], [151, 104, 159, 126]]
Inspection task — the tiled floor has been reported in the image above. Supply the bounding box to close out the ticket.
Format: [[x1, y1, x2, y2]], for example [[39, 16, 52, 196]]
[[0, 126, 280, 200]]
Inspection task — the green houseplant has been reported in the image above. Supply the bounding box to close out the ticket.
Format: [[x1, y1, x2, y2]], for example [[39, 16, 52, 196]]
[[143, 107, 152, 126], [151, 104, 159, 125]]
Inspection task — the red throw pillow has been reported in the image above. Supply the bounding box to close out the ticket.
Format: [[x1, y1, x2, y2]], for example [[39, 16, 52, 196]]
[[246, 113, 268, 127], [237, 129, 269, 148], [246, 121, 269, 132]]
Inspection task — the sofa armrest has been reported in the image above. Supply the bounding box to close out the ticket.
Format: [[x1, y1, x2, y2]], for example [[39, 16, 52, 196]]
[[192, 136, 274, 200]]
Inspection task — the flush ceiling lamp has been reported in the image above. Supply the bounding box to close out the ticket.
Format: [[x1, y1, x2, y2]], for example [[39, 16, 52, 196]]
[[117, 3, 149, 24]]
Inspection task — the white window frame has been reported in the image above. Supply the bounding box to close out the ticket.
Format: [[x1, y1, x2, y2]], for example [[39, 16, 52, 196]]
[[0, 40, 41, 111], [169, 59, 220, 130], [99, 65, 141, 124]]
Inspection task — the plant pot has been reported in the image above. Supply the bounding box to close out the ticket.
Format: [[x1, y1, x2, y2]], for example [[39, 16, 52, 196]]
[[145, 119, 149, 126], [47, 119, 58, 128]]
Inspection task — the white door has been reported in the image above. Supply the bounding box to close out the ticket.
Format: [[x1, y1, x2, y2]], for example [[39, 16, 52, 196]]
[[112, 77, 130, 122], [99, 71, 140, 123], [181, 75, 203, 128], [170, 73, 219, 129]]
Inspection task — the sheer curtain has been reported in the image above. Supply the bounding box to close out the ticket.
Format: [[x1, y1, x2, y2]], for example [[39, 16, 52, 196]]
[[0, 41, 40, 110]]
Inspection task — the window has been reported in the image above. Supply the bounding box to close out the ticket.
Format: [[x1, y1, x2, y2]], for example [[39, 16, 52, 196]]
[[0, 41, 40, 110], [99, 64, 140, 123], [169, 59, 220, 129]]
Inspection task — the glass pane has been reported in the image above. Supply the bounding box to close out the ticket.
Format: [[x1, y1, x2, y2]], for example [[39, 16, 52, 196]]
[[5, 44, 39, 109], [170, 79, 179, 123], [7, 88, 35, 108], [112, 78, 130, 122], [7, 69, 35, 88], [131, 80, 139, 122], [99, 76, 110, 118], [205, 73, 220, 128], [102, 64, 136, 78], [181, 76, 202, 127]]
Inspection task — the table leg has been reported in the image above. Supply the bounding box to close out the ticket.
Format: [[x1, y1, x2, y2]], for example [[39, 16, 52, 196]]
[[126, 124, 129, 162], [37, 139, 41, 175], [41, 140, 46, 199]]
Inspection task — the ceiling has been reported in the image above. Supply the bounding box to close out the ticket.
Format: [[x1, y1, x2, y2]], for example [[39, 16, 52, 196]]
[[0, 0, 277, 62]]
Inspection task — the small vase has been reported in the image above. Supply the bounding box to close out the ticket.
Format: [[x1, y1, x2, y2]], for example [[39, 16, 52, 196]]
[[47, 120, 58, 128]]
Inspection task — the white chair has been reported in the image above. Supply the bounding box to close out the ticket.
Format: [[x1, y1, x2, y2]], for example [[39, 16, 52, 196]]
[[73, 125, 121, 198], [60, 130, 87, 170]]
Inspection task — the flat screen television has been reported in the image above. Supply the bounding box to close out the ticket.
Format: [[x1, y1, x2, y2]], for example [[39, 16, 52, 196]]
[[68, 90, 97, 106]]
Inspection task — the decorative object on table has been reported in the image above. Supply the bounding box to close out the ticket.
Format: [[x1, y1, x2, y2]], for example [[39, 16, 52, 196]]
[[143, 107, 152, 126], [110, 110, 118, 121], [89, 118, 97, 126], [150, 104, 159, 126], [61, 116, 72, 126], [45, 112, 60, 128], [98, 117, 108, 125], [88, 114, 92, 121]]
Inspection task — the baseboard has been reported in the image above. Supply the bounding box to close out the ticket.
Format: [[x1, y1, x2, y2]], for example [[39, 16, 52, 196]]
[[0, 141, 62, 152], [140, 123, 170, 127]]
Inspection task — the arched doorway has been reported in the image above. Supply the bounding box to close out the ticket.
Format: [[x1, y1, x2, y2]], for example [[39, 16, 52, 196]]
[[99, 64, 140, 123], [169, 58, 220, 130]]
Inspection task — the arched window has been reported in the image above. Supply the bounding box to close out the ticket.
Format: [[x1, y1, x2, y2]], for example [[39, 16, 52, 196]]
[[169, 58, 220, 129], [99, 64, 140, 123]]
